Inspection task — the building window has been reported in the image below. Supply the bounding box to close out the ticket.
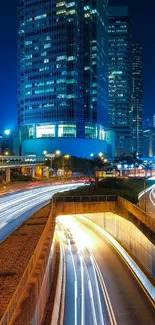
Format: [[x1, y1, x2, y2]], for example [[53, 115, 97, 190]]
[[58, 124, 76, 137], [36, 125, 55, 138]]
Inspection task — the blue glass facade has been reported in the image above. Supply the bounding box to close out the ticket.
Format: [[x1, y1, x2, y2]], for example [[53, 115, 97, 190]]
[[108, 6, 132, 156], [18, 0, 109, 157], [132, 43, 143, 156]]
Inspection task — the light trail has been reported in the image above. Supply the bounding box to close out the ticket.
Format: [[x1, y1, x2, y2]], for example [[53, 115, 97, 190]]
[[57, 215, 155, 325], [149, 187, 155, 207], [80, 256, 85, 325], [77, 214, 155, 306], [57, 216, 111, 325], [0, 183, 84, 242], [90, 255, 105, 325], [68, 239, 78, 325]]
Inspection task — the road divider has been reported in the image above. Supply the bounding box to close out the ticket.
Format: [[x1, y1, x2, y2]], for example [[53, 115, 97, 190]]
[[51, 234, 66, 325]]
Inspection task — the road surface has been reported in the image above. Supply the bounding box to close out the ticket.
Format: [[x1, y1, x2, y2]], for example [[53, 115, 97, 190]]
[[0, 183, 83, 243], [139, 185, 155, 217], [57, 215, 155, 325]]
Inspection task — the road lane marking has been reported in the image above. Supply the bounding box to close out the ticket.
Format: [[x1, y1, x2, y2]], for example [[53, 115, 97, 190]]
[[90, 255, 105, 325], [68, 240, 78, 325], [80, 256, 85, 325], [78, 215, 155, 308]]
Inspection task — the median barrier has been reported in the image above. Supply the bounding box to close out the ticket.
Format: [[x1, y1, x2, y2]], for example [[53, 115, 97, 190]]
[[0, 204, 56, 325], [51, 239, 66, 325]]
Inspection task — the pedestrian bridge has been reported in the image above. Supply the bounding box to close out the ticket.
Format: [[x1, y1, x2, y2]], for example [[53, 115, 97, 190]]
[[0, 156, 46, 182], [0, 156, 46, 168]]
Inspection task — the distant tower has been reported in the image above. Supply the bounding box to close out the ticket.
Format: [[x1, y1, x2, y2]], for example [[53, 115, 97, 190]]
[[18, 0, 109, 158], [132, 43, 143, 156], [108, 7, 132, 156]]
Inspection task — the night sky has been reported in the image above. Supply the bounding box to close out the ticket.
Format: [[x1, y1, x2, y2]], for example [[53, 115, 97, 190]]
[[0, 0, 154, 130]]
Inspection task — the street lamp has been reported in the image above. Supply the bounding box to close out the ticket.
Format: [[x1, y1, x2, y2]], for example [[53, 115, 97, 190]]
[[55, 150, 61, 156], [62, 154, 70, 174], [4, 130, 10, 136], [43, 150, 55, 174]]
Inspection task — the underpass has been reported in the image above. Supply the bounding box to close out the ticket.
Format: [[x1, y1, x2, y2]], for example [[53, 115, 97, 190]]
[[56, 214, 155, 325], [1, 194, 155, 325]]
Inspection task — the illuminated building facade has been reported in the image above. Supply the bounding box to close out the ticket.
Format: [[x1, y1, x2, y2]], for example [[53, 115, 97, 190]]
[[143, 128, 155, 157], [132, 43, 143, 156], [108, 6, 132, 156], [18, 0, 109, 157]]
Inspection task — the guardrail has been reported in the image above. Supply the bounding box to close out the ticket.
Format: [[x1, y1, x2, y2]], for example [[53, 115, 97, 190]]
[[0, 204, 55, 325], [53, 195, 117, 203]]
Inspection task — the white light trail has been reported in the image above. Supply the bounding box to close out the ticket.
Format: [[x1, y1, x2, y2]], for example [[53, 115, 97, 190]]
[[68, 239, 78, 325], [0, 183, 84, 241], [80, 256, 85, 325]]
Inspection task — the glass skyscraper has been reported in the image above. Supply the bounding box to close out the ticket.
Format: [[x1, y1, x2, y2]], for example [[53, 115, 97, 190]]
[[108, 6, 132, 156], [18, 0, 109, 157], [132, 43, 143, 156]]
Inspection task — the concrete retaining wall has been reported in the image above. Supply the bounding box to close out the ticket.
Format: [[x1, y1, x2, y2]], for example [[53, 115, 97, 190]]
[[117, 197, 155, 233], [54, 198, 155, 279], [54, 201, 116, 216], [83, 212, 155, 279]]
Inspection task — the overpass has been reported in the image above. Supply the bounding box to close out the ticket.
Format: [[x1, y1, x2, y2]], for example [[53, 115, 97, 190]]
[[0, 195, 155, 325], [0, 156, 47, 182]]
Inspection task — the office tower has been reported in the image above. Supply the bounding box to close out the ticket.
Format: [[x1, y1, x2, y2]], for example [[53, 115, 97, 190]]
[[132, 43, 143, 156], [143, 117, 153, 129], [143, 128, 155, 157], [108, 6, 132, 156], [18, 0, 109, 158]]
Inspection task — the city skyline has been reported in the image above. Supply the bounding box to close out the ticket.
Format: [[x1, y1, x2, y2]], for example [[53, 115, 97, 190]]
[[0, 0, 154, 131]]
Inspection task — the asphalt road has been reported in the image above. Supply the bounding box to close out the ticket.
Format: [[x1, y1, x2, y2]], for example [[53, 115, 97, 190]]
[[57, 216, 155, 325], [0, 183, 83, 243], [139, 185, 155, 217]]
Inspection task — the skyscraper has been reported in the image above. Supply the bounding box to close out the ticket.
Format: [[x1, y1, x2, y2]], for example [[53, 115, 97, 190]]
[[108, 6, 132, 156], [18, 0, 109, 158], [132, 43, 143, 156]]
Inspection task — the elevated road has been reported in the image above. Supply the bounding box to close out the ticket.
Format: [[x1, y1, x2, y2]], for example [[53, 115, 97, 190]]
[[139, 184, 155, 217], [0, 183, 84, 243], [57, 215, 155, 325]]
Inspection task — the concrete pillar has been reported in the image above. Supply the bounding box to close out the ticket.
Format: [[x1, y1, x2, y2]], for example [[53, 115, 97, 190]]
[[120, 169, 123, 177], [45, 167, 49, 178], [32, 166, 36, 178], [36, 167, 43, 178], [6, 168, 10, 183]]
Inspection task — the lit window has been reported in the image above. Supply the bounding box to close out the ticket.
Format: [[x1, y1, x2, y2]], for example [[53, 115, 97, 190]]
[[36, 125, 55, 138]]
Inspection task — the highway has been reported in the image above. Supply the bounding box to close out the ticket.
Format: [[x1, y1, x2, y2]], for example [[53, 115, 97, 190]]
[[139, 184, 155, 217], [57, 215, 155, 325], [0, 183, 83, 243]]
